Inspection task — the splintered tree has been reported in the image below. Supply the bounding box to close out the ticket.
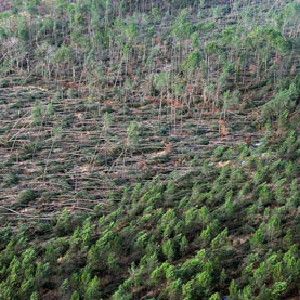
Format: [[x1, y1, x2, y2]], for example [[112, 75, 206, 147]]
[[154, 71, 170, 124], [171, 8, 194, 69]]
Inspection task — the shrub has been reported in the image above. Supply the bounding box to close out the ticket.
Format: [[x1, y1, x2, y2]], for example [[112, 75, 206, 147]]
[[18, 190, 38, 206], [127, 121, 141, 150], [167, 278, 182, 299], [285, 161, 298, 179], [22, 142, 43, 159], [184, 207, 199, 229], [3, 173, 19, 187], [179, 235, 188, 256], [266, 214, 282, 240], [81, 218, 94, 247], [30, 292, 39, 300], [223, 191, 235, 217], [0, 226, 12, 246], [257, 285, 272, 299], [223, 148, 235, 160], [258, 184, 273, 206], [159, 209, 177, 238], [44, 237, 69, 264], [241, 285, 253, 300], [162, 239, 175, 261], [229, 279, 239, 300], [283, 245, 300, 280], [70, 291, 80, 300], [35, 262, 50, 286], [239, 182, 252, 198], [287, 179, 300, 208], [213, 146, 227, 158], [274, 179, 287, 205], [199, 220, 220, 246], [254, 166, 270, 185], [211, 228, 229, 250], [230, 168, 246, 184], [272, 282, 287, 298], [54, 209, 72, 236], [107, 252, 120, 273], [209, 292, 221, 300], [250, 225, 265, 249], [31, 102, 44, 126], [196, 270, 212, 296], [151, 262, 174, 286], [182, 279, 195, 300], [112, 285, 132, 300], [0, 79, 10, 87], [85, 276, 101, 300]]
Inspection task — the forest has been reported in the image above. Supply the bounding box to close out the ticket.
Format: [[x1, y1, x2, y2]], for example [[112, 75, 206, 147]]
[[0, 0, 299, 299]]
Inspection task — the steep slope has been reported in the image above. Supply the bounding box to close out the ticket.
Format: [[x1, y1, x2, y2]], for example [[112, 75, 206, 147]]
[[0, 0, 299, 299]]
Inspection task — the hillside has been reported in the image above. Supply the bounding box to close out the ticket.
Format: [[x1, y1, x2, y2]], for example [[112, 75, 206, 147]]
[[0, 0, 300, 299]]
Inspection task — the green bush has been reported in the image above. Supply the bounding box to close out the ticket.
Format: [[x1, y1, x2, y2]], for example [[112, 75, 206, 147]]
[[250, 225, 265, 249], [287, 179, 300, 208], [85, 276, 101, 300], [162, 239, 176, 261], [258, 184, 273, 206], [167, 278, 182, 299], [209, 292, 222, 300], [272, 281, 288, 298], [213, 146, 227, 159], [18, 189, 38, 206], [254, 165, 270, 185], [54, 209, 73, 236], [3, 173, 19, 187], [274, 179, 287, 205], [31, 102, 44, 126], [70, 291, 80, 300]]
